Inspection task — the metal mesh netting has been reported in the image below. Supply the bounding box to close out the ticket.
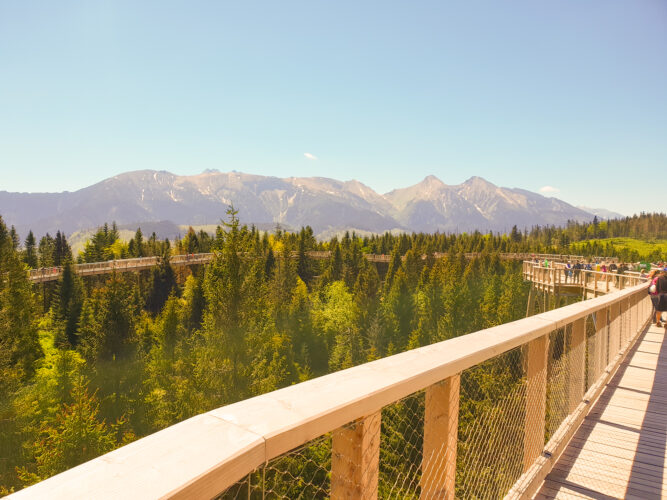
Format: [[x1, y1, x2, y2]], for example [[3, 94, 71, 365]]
[[545, 326, 570, 441], [218, 346, 535, 499], [217, 305, 638, 499], [457, 346, 527, 499], [378, 392, 424, 498], [218, 434, 331, 499]]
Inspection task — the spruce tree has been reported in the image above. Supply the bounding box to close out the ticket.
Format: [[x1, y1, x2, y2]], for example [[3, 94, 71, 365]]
[[145, 251, 177, 315], [53, 231, 71, 266], [54, 259, 84, 347], [23, 231, 38, 269], [0, 216, 42, 380]]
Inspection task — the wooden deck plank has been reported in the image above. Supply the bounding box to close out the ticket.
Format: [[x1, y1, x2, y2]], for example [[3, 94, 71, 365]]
[[537, 483, 599, 499], [550, 459, 667, 489], [556, 448, 666, 477], [535, 324, 667, 499], [547, 467, 665, 497]]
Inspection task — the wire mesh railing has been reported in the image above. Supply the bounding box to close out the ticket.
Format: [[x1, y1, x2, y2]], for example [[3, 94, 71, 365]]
[[522, 261, 647, 296], [12, 283, 653, 500], [208, 287, 651, 500]]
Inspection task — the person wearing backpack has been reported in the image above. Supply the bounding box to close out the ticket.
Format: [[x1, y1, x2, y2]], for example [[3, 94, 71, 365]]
[[649, 271, 667, 329]]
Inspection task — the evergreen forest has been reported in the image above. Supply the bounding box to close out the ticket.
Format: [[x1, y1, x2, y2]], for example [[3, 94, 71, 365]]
[[0, 211, 665, 495]]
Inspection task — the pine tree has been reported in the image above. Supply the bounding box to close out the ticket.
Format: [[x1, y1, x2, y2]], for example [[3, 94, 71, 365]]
[[264, 247, 276, 279], [296, 228, 312, 283], [182, 274, 205, 334], [9, 226, 19, 250], [200, 206, 249, 397], [38, 233, 55, 267], [53, 231, 71, 266], [157, 294, 181, 359], [381, 269, 414, 353], [17, 379, 118, 485], [54, 259, 85, 347], [23, 231, 38, 269], [383, 246, 402, 293], [145, 251, 177, 315], [97, 275, 135, 362], [0, 216, 42, 380]]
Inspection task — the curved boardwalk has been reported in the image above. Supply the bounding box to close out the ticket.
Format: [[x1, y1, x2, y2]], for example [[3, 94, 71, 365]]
[[536, 322, 667, 499]]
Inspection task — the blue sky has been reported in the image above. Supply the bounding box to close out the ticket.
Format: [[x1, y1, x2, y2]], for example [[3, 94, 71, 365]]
[[1, 1, 665, 215]]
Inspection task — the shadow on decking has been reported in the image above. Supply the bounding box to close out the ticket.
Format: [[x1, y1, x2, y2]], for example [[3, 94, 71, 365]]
[[542, 322, 666, 499], [625, 325, 667, 500]]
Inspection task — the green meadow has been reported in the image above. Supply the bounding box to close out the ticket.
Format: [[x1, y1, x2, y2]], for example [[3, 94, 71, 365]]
[[570, 237, 667, 261]]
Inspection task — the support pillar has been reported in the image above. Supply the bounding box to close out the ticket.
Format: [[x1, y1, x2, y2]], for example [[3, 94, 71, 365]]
[[332, 412, 381, 500], [421, 375, 460, 500]]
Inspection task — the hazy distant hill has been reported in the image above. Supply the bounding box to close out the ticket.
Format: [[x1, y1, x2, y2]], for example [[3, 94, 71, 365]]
[[577, 206, 625, 220], [0, 169, 600, 239]]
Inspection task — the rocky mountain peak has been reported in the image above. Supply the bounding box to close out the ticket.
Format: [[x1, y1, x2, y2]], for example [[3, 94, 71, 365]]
[[0, 169, 605, 239]]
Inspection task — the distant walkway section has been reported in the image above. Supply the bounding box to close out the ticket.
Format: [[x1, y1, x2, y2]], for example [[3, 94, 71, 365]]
[[28, 251, 587, 283], [523, 261, 647, 299]]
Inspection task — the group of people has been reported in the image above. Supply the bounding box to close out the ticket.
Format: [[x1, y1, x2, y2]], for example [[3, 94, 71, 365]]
[[649, 269, 667, 332], [532, 256, 665, 284], [536, 258, 630, 283], [562, 260, 625, 274]]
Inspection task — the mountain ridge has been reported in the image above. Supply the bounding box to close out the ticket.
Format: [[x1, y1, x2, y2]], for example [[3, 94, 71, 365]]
[[0, 170, 604, 239]]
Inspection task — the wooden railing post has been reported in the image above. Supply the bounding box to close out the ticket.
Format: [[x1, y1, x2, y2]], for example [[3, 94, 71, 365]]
[[421, 375, 460, 500], [610, 301, 621, 356], [524, 334, 548, 471], [642, 294, 648, 326], [331, 412, 381, 500], [630, 295, 639, 338], [568, 318, 586, 412], [595, 308, 608, 377], [620, 297, 628, 346]]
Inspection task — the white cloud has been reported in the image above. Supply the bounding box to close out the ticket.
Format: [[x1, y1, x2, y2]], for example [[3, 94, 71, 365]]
[[303, 152, 318, 160], [539, 185, 560, 194]]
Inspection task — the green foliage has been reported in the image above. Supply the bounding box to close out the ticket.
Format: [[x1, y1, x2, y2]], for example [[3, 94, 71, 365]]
[[569, 237, 667, 262], [79, 223, 119, 263], [53, 260, 84, 347], [0, 216, 42, 382], [144, 252, 177, 315], [8, 206, 637, 493], [23, 231, 38, 269], [17, 379, 122, 485]]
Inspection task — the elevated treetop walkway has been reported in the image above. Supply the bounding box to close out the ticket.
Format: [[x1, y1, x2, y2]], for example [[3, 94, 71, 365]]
[[523, 261, 646, 300], [10, 261, 657, 499], [28, 251, 589, 283]]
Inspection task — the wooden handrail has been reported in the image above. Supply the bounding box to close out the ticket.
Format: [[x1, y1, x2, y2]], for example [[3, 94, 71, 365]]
[[9, 282, 651, 499]]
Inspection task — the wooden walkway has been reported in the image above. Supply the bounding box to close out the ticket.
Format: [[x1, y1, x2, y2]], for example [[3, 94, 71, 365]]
[[536, 322, 667, 499], [523, 262, 646, 304], [28, 252, 582, 283]]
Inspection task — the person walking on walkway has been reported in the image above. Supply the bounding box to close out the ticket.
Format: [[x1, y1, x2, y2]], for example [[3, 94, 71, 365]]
[[649, 270, 667, 330]]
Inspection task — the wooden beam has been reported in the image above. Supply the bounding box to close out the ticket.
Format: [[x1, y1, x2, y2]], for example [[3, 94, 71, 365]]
[[610, 301, 621, 355], [619, 297, 628, 346], [568, 318, 586, 413], [524, 334, 549, 471], [526, 285, 535, 318], [331, 412, 381, 500], [421, 375, 460, 500]]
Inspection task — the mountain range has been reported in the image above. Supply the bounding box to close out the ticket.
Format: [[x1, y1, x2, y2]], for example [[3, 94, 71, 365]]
[[0, 170, 621, 240]]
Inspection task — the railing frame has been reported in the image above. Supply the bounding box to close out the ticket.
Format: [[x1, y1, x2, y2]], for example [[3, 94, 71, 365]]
[[10, 282, 652, 500]]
